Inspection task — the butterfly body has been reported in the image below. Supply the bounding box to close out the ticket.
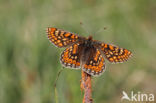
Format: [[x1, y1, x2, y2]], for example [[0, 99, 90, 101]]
[[47, 27, 132, 76]]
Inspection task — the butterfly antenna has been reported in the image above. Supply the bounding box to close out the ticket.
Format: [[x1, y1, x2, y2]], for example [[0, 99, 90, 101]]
[[92, 26, 107, 37], [54, 67, 64, 87], [80, 22, 90, 34]]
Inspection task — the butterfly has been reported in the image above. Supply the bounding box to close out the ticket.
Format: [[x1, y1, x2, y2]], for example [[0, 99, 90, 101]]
[[47, 27, 132, 76]]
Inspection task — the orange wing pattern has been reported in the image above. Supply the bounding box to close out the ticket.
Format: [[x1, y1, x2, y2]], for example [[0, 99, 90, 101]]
[[47, 27, 79, 48], [60, 43, 81, 69], [82, 49, 105, 76], [100, 43, 132, 63], [47, 27, 132, 77]]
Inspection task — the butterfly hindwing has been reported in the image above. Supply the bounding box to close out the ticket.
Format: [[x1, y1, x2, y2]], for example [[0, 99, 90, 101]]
[[82, 48, 105, 76], [47, 27, 79, 48], [60, 43, 81, 69]]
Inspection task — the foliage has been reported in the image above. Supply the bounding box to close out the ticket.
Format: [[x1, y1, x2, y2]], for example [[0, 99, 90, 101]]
[[0, 0, 156, 103]]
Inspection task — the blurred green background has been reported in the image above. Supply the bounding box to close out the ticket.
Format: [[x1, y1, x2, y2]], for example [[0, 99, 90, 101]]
[[0, 0, 156, 103]]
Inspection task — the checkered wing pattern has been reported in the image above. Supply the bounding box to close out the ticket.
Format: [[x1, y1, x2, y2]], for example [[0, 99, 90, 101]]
[[47, 27, 79, 48], [83, 49, 105, 76], [60, 43, 81, 69], [100, 43, 132, 63]]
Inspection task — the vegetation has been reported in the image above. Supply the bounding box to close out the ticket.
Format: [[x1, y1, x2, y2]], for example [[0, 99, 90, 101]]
[[0, 0, 156, 103]]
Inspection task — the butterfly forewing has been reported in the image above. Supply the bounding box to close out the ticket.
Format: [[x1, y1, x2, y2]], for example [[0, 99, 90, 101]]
[[99, 43, 132, 63], [47, 27, 79, 48]]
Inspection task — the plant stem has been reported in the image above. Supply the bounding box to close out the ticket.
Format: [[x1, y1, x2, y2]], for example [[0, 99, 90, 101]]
[[81, 70, 93, 103]]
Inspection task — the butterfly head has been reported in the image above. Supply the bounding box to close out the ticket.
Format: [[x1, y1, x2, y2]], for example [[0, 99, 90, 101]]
[[83, 36, 94, 47], [87, 36, 93, 41]]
